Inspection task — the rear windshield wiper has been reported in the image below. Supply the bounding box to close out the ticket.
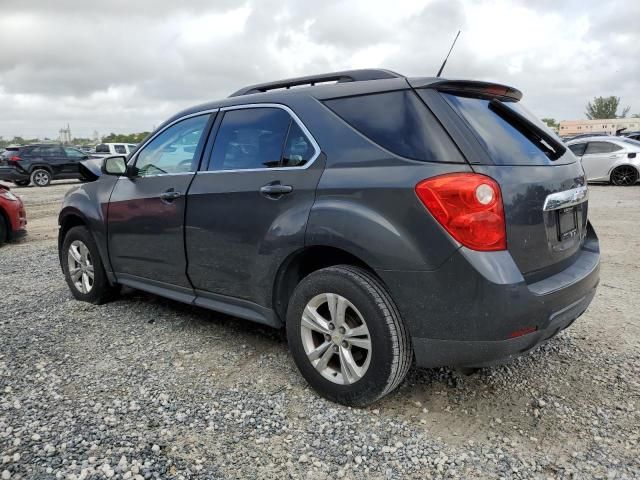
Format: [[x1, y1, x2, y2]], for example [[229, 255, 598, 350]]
[[488, 99, 566, 161]]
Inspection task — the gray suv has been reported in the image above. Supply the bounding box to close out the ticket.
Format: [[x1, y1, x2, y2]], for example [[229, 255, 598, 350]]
[[57, 69, 600, 406]]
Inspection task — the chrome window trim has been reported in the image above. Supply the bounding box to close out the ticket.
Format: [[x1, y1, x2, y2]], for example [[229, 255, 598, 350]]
[[127, 108, 220, 171], [542, 185, 589, 211], [200, 103, 321, 173]]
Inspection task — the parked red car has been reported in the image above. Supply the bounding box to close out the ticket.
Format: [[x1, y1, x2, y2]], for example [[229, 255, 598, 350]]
[[0, 184, 26, 245]]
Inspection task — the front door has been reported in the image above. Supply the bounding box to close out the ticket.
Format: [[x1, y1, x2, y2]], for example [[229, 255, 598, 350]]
[[581, 141, 623, 181], [107, 113, 214, 291], [186, 106, 323, 307]]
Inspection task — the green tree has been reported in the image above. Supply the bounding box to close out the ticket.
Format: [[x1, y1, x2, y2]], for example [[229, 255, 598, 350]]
[[585, 96, 630, 119], [541, 118, 559, 129]]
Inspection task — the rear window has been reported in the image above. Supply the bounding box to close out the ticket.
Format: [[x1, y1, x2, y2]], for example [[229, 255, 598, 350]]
[[439, 93, 568, 166], [323, 90, 464, 163]]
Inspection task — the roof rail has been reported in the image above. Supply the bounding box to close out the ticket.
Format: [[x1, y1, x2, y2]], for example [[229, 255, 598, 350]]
[[229, 69, 404, 97]]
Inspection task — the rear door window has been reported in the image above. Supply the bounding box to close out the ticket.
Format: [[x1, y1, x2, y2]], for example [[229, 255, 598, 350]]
[[114, 144, 127, 154], [95, 144, 110, 153], [209, 108, 291, 171], [438, 93, 570, 166], [324, 90, 464, 163], [584, 141, 622, 154]]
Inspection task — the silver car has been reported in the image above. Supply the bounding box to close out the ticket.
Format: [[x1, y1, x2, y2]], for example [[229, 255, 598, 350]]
[[567, 136, 640, 186]]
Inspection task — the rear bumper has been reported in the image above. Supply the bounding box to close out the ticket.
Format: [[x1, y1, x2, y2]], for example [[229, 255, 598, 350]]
[[377, 224, 600, 368], [0, 167, 29, 182]]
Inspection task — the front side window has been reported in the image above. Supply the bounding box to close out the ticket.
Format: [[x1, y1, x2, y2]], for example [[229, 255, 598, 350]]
[[114, 144, 127, 154], [568, 143, 587, 156], [135, 114, 210, 177], [585, 142, 622, 155], [210, 108, 291, 171], [64, 147, 86, 158]]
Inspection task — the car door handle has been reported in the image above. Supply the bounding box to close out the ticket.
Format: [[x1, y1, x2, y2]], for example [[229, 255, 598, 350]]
[[159, 189, 181, 202], [260, 183, 293, 197]]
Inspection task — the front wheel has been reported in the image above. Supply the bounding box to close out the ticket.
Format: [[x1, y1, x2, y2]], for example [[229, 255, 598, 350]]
[[61, 226, 119, 304], [30, 169, 51, 187], [610, 165, 638, 186], [286, 265, 412, 407]]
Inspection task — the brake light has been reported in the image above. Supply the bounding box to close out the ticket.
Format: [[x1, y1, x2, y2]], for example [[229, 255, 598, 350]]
[[9, 156, 21, 163], [415, 173, 506, 251]]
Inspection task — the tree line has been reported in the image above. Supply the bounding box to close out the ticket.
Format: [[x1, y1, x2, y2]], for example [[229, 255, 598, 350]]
[[542, 96, 639, 130], [0, 132, 151, 149]]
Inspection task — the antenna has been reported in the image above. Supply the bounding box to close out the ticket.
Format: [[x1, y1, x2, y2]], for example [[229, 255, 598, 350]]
[[436, 30, 461, 78]]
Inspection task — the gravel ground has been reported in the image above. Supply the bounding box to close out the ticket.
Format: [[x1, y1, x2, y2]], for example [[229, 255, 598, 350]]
[[0, 181, 639, 479]]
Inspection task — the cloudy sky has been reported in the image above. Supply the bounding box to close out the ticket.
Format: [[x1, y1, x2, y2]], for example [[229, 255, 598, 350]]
[[0, 0, 638, 139]]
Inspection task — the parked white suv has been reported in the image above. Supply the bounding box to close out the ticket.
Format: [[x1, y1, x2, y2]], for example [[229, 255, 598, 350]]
[[93, 143, 137, 157]]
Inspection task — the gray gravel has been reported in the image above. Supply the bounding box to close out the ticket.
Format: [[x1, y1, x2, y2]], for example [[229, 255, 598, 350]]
[[0, 182, 639, 479]]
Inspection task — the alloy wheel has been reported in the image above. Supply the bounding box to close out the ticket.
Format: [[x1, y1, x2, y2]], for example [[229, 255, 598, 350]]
[[300, 293, 372, 385], [67, 240, 94, 294], [33, 171, 50, 186], [611, 166, 638, 186]]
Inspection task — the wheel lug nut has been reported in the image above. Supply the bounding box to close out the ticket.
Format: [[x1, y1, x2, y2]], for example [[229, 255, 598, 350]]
[[338, 327, 346, 334], [324, 334, 331, 342], [328, 323, 335, 330], [341, 341, 349, 348], [332, 345, 339, 352]]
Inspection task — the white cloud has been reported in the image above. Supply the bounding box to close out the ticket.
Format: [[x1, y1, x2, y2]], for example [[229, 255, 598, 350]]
[[0, 0, 637, 138]]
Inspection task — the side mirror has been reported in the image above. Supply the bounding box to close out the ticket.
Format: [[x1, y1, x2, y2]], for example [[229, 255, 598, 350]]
[[101, 156, 127, 176]]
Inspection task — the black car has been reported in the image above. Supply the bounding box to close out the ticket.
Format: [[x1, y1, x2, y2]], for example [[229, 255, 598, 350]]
[[0, 144, 92, 187], [57, 69, 600, 406]]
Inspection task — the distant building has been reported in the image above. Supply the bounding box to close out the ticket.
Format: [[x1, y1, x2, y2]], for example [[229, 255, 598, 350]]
[[559, 118, 640, 136]]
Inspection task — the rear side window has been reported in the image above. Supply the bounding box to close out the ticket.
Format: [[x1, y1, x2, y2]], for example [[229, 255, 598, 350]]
[[439, 93, 567, 166], [31, 146, 62, 157], [95, 144, 109, 153], [568, 143, 587, 156], [64, 147, 85, 158], [210, 108, 292, 171], [324, 91, 464, 163], [114, 144, 127, 154], [585, 142, 622, 154], [282, 122, 315, 167]]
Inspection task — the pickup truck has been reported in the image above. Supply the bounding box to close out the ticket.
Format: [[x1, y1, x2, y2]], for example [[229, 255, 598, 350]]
[[91, 143, 138, 157]]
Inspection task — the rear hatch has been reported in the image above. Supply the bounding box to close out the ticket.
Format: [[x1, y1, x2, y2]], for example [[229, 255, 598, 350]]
[[0, 146, 20, 167], [413, 80, 588, 282]]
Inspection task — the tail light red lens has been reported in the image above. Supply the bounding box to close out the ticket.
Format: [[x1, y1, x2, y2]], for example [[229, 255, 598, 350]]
[[9, 156, 21, 163], [415, 173, 507, 251]]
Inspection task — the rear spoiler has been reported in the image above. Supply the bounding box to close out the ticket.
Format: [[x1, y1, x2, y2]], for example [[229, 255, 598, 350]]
[[409, 79, 522, 102]]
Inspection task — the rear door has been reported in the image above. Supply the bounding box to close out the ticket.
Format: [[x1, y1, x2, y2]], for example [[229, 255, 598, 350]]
[[581, 141, 623, 180], [416, 86, 589, 281], [107, 113, 214, 293], [186, 105, 323, 308]]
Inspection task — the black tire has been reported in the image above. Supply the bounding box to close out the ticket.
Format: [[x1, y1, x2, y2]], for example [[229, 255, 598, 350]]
[[286, 265, 412, 407], [30, 168, 51, 187], [13, 180, 29, 187], [0, 212, 7, 246], [61, 225, 119, 304], [610, 165, 638, 186]]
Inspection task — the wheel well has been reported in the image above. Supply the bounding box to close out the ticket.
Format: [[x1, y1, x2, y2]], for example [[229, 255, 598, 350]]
[[30, 165, 53, 174], [58, 214, 86, 250], [272, 246, 377, 323]]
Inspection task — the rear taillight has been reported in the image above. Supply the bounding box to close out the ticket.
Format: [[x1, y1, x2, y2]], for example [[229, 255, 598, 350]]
[[415, 173, 506, 251], [9, 156, 21, 163]]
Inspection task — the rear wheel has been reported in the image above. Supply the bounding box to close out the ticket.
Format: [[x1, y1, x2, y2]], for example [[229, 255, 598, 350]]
[[61, 226, 119, 304], [13, 180, 29, 187], [31, 169, 51, 187], [286, 265, 412, 407], [610, 165, 638, 186]]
